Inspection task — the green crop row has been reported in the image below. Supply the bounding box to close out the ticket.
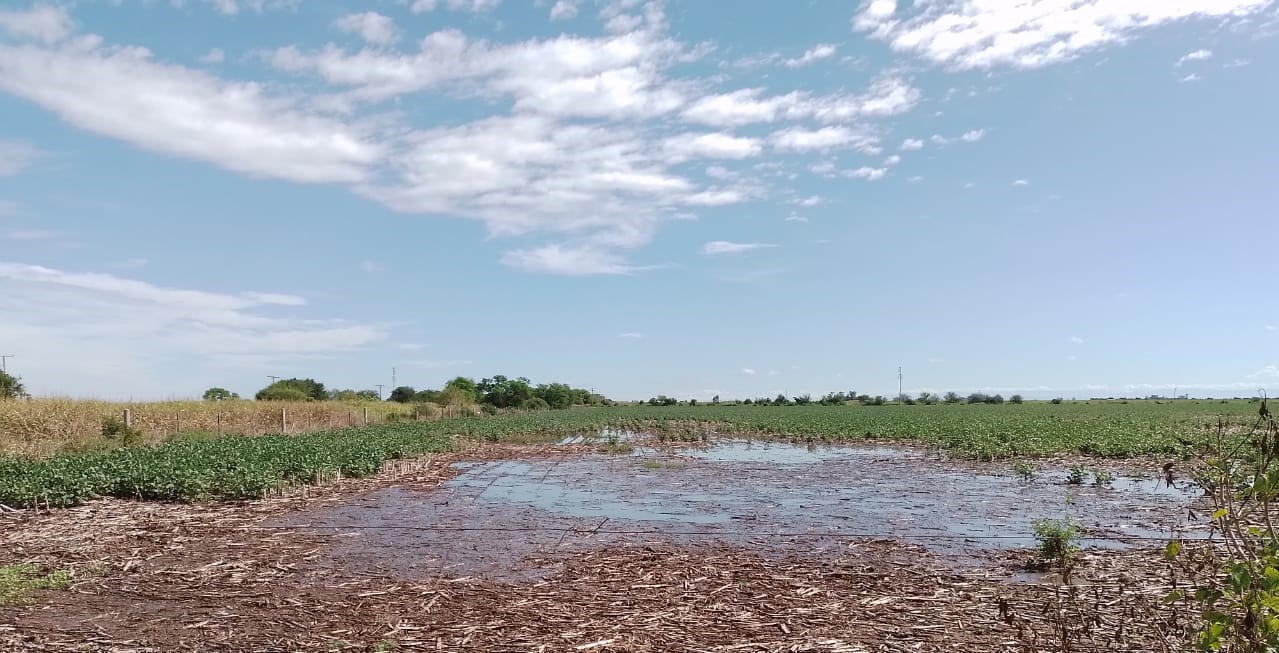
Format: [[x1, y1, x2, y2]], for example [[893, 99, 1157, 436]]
[[0, 401, 1252, 508]]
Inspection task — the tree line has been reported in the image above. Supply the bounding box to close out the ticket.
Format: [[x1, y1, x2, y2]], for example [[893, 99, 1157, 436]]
[[203, 375, 610, 411]]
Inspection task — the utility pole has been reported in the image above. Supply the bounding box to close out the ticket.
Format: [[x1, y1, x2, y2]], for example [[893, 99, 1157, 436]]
[[898, 366, 903, 398], [376, 384, 385, 400], [0, 355, 12, 374], [267, 375, 280, 384], [392, 367, 397, 389]]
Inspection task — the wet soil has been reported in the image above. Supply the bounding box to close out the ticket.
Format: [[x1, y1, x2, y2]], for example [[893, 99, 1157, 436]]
[[277, 438, 1203, 581], [0, 438, 1204, 652]]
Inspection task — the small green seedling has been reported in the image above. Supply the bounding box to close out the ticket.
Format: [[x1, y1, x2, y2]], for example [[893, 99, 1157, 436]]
[[1066, 465, 1088, 485], [1032, 518, 1080, 572], [1092, 469, 1114, 486], [1013, 461, 1035, 481]]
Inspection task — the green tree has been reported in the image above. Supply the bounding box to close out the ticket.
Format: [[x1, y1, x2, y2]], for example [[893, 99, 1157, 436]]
[[330, 389, 379, 401], [0, 370, 27, 400], [443, 377, 480, 403], [774, 393, 790, 406], [414, 388, 442, 403], [521, 397, 550, 411], [535, 383, 574, 410], [478, 375, 534, 408], [1010, 394, 1024, 404], [255, 378, 326, 401], [202, 387, 239, 401], [388, 386, 417, 403], [943, 391, 961, 404]]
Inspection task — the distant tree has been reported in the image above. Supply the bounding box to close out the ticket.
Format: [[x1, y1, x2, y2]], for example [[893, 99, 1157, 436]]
[[255, 386, 311, 401], [646, 395, 677, 406], [819, 392, 847, 406], [0, 370, 27, 400], [792, 394, 812, 405], [534, 382, 574, 410], [896, 393, 916, 405], [712, 395, 720, 405], [202, 387, 238, 401], [917, 392, 937, 405], [989, 394, 1005, 404], [388, 386, 418, 403], [967, 393, 989, 405], [743, 398, 754, 405], [943, 391, 961, 404], [521, 397, 550, 411], [255, 378, 325, 401], [330, 389, 379, 401], [478, 375, 534, 409], [1050, 397, 1064, 404], [688, 398, 698, 406], [862, 395, 886, 406], [1010, 394, 1024, 404], [414, 388, 442, 403], [774, 393, 790, 406], [443, 377, 480, 403]]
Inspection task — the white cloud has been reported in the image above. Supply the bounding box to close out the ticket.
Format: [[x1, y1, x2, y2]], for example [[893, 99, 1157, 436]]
[[741, 367, 757, 375], [199, 48, 225, 64], [550, 0, 578, 20], [399, 343, 428, 351], [908, 175, 923, 182], [411, 0, 501, 12], [900, 138, 924, 150], [771, 125, 879, 153], [854, 0, 1271, 70], [703, 241, 778, 255], [0, 140, 41, 176], [359, 259, 383, 273], [117, 257, 149, 269], [963, 182, 976, 188], [883, 154, 902, 166], [1249, 366, 1279, 381], [784, 213, 808, 223], [0, 4, 73, 44], [960, 129, 985, 142], [0, 39, 383, 184], [846, 166, 887, 181], [663, 132, 762, 161], [618, 331, 644, 339], [793, 195, 824, 207], [205, 0, 301, 15], [334, 12, 400, 46], [681, 75, 919, 127], [1181, 73, 1202, 83], [500, 243, 657, 275], [1177, 49, 1213, 66], [1266, 324, 1276, 331], [0, 261, 385, 395], [784, 43, 837, 67], [4, 229, 60, 241], [1224, 58, 1250, 68], [1013, 179, 1029, 186], [1069, 336, 1085, 344]]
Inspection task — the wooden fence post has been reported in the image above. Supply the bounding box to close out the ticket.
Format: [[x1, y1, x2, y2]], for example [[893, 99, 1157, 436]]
[[123, 408, 132, 428], [281, 408, 288, 434], [175, 412, 180, 435], [363, 407, 369, 425], [217, 412, 223, 436]]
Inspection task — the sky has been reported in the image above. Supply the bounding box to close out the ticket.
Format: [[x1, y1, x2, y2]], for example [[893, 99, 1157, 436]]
[[1, 0, 1278, 401]]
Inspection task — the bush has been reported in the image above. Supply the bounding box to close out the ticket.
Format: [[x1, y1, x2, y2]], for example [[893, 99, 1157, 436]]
[[100, 416, 144, 447], [1032, 518, 1079, 570], [202, 387, 238, 401], [255, 386, 311, 402], [1050, 397, 1064, 404], [1010, 394, 1024, 404], [521, 397, 550, 411], [0, 371, 26, 400]]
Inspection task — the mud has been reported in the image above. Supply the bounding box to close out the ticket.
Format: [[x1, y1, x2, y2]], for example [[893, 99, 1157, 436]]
[[280, 437, 1202, 580]]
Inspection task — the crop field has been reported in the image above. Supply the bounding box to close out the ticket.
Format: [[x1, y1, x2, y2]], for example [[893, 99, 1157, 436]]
[[0, 400, 1266, 651]]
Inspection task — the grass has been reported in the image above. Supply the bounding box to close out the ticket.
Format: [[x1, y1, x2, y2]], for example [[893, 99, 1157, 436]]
[[0, 400, 1259, 509], [0, 398, 425, 458], [0, 564, 74, 605]]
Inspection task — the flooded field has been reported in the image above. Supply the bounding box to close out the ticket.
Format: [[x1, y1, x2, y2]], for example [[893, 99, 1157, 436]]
[[282, 436, 1203, 580]]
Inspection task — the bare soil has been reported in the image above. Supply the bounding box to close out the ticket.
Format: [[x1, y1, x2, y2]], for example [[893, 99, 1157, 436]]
[[0, 439, 1201, 652]]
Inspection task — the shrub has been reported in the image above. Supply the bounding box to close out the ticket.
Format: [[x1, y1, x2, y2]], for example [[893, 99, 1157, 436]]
[[1032, 518, 1080, 570], [100, 416, 144, 447], [521, 397, 550, 411], [255, 386, 310, 402], [1010, 394, 1024, 404], [1050, 397, 1064, 404]]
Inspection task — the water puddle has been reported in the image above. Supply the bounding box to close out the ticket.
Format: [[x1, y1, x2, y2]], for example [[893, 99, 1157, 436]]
[[281, 438, 1204, 580]]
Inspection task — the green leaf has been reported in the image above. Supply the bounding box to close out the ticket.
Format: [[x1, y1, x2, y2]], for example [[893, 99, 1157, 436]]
[[1166, 540, 1183, 560]]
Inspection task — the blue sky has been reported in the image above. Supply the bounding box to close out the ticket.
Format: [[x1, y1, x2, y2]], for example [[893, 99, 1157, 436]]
[[1, 0, 1278, 401]]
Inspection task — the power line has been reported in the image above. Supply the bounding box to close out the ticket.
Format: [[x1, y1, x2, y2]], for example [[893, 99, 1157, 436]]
[[376, 384, 385, 400], [0, 355, 12, 374]]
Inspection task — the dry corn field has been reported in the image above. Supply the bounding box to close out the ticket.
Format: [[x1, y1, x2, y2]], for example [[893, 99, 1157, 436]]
[[0, 399, 461, 458]]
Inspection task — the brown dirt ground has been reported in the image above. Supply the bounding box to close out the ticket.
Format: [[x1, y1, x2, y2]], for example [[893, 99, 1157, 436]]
[[0, 442, 1197, 652]]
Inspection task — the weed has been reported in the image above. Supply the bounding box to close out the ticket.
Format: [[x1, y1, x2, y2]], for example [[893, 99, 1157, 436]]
[[1013, 461, 1035, 480], [0, 564, 74, 605], [1092, 468, 1114, 486], [1066, 465, 1088, 485], [1032, 518, 1080, 571], [100, 416, 144, 447]]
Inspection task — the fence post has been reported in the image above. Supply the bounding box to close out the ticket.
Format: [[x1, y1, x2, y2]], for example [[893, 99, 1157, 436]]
[[363, 407, 368, 425], [217, 412, 223, 436], [347, 410, 352, 427], [281, 408, 288, 434], [175, 412, 180, 435], [123, 408, 131, 428]]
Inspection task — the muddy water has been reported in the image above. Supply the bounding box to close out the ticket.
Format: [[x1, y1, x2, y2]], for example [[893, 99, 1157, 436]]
[[281, 438, 1202, 580]]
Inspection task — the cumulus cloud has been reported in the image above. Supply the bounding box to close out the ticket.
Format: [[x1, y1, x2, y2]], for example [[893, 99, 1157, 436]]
[[1013, 179, 1029, 186], [793, 195, 823, 207], [900, 137, 924, 150], [784, 43, 837, 67], [854, 0, 1271, 70], [199, 48, 225, 64], [771, 125, 879, 153], [1070, 336, 1085, 344], [1177, 48, 1213, 66], [618, 331, 644, 339], [550, 0, 578, 20], [662, 131, 762, 161], [741, 367, 757, 375], [0, 261, 385, 395], [703, 241, 778, 255], [334, 12, 399, 46], [0, 4, 73, 44], [411, 0, 501, 12]]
